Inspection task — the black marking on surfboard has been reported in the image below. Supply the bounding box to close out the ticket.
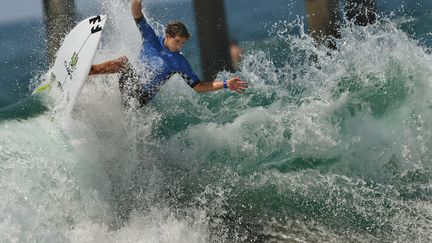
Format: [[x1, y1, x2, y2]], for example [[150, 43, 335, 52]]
[[57, 81, 63, 91], [50, 73, 64, 91], [91, 25, 103, 34], [50, 73, 56, 84], [89, 15, 103, 34]]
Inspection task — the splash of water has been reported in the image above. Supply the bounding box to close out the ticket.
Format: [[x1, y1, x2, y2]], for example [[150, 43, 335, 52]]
[[2, 0, 432, 242]]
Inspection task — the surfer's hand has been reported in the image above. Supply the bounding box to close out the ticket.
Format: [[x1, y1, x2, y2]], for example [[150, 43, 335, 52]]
[[227, 77, 248, 94]]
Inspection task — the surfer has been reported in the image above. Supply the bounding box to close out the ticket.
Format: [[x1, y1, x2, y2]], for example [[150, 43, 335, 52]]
[[89, 0, 248, 106], [230, 40, 244, 71]]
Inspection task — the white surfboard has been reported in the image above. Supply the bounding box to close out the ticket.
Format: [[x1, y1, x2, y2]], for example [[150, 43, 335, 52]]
[[35, 15, 107, 112]]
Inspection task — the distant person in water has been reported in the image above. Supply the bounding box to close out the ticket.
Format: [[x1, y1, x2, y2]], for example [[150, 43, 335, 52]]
[[230, 40, 244, 71], [89, 0, 248, 106]]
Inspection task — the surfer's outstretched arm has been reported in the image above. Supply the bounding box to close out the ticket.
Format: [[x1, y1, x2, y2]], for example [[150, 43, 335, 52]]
[[132, 0, 159, 46], [194, 77, 248, 94], [89, 56, 128, 75], [131, 0, 144, 19]]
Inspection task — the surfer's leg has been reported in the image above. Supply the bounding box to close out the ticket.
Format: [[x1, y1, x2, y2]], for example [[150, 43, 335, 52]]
[[118, 63, 147, 107], [89, 56, 128, 75]]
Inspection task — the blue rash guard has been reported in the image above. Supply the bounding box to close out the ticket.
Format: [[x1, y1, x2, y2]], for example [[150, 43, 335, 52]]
[[134, 16, 200, 101]]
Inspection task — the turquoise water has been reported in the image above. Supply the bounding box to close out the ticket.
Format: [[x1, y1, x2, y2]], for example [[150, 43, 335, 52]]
[[1, 0, 432, 242]]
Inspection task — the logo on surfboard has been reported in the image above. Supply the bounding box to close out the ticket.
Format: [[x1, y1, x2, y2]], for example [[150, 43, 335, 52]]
[[89, 15, 103, 34], [64, 52, 79, 80]]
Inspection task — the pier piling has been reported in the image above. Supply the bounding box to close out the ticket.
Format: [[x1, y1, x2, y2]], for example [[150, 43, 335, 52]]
[[193, 0, 233, 81], [305, 0, 340, 47], [42, 0, 76, 65]]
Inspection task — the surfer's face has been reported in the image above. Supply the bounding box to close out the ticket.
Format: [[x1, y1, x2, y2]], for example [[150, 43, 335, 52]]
[[165, 35, 188, 52]]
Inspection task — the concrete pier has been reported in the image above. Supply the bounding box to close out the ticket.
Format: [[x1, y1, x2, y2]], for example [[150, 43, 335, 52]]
[[193, 0, 233, 81], [42, 0, 76, 65]]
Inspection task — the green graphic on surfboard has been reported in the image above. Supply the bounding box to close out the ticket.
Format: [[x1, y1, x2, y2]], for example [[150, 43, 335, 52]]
[[65, 52, 79, 80], [34, 51, 78, 94], [33, 73, 57, 94]]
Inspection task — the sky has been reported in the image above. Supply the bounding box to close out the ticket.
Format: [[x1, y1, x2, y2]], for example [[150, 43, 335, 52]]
[[0, 0, 187, 23], [0, 0, 109, 23], [0, 1, 43, 23]]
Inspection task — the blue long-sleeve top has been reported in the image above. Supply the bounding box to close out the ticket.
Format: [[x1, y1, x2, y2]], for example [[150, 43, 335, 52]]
[[135, 16, 200, 101]]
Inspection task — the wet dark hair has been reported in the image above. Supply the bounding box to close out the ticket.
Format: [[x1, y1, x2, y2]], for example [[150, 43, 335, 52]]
[[230, 39, 240, 46], [165, 21, 190, 39]]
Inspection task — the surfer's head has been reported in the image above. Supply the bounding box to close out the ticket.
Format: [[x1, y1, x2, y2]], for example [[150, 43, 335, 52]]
[[164, 21, 190, 52], [230, 40, 243, 64]]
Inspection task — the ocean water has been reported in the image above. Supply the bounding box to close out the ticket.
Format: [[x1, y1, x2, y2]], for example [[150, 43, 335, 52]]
[[1, 0, 432, 242]]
